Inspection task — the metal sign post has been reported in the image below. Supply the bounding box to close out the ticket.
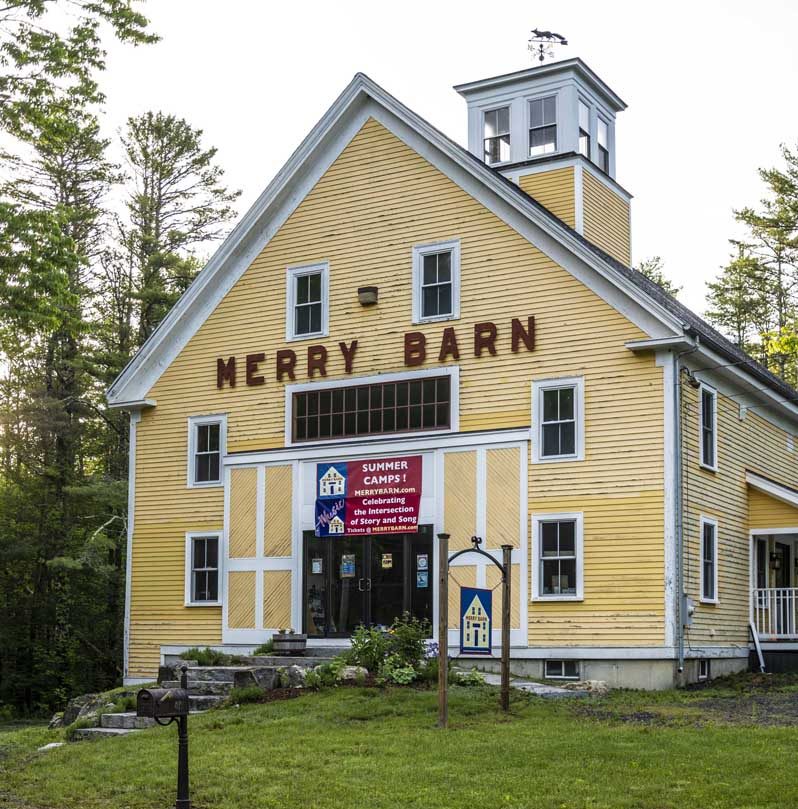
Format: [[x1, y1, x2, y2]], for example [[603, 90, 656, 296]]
[[437, 534, 513, 727]]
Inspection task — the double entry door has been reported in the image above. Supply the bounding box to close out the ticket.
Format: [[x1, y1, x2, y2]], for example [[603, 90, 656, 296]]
[[303, 526, 433, 637]]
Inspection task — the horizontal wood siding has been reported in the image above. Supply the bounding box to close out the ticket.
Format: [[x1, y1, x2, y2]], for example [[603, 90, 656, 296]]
[[683, 384, 798, 647], [518, 167, 575, 227], [749, 488, 798, 529], [582, 170, 631, 266], [129, 118, 664, 675]]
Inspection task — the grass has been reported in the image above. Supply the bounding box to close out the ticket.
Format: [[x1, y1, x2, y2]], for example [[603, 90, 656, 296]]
[[2, 675, 798, 808]]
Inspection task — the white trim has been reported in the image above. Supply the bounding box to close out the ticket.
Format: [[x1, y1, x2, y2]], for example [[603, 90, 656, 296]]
[[123, 676, 153, 686], [544, 659, 580, 679], [481, 104, 512, 167], [282, 365, 460, 447], [746, 471, 798, 511], [185, 531, 223, 607], [699, 515, 719, 605], [530, 511, 584, 601], [750, 526, 798, 536], [123, 410, 140, 679], [531, 376, 585, 463], [698, 383, 718, 472], [107, 398, 156, 411], [285, 261, 329, 342], [411, 239, 461, 324], [187, 413, 227, 488]]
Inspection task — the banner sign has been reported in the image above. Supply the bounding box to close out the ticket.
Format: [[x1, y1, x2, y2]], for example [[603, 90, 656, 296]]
[[460, 587, 492, 655], [315, 455, 422, 537]]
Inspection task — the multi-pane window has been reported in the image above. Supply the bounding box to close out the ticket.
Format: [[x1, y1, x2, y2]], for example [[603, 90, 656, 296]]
[[701, 519, 718, 603], [597, 118, 609, 173], [539, 519, 578, 596], [529, 95, 556, 157], [545, 660, 579, 679], [193, 421, 221, 485], [421, 250, 453, 319], [190, 535, 219, 603], [293, 375, 451, 442], [700, 386, 717, 469], [483, 106, 510, 164], [541, 386, 576, 458], [294, 271, 323, 336], [578, 100, 591, 159]]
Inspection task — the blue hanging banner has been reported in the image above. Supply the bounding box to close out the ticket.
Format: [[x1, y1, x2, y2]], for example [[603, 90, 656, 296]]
[[460, 586, 493, 655]]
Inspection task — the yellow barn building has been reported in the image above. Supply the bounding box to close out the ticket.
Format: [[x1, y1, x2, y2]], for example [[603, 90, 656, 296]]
[[108, 58, 798, 689]]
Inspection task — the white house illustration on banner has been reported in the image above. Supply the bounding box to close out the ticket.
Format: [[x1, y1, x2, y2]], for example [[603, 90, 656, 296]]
[[319, 466, 345, 497], [328, 515, 345, 535], [463, 593, 490, 650]]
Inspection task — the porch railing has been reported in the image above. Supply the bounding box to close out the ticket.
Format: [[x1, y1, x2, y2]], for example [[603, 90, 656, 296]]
[[752, 588, 798, 639]]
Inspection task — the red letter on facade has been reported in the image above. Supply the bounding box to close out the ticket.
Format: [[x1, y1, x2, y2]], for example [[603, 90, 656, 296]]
[[511, 316, 536, 353], [307, 345, 328, 378], [438, 327, 460, 362], [216, 356, 236, 389], [404, 332, 426, 367], [339, 340, 358, 374], [275, 349, 297, 382], [246, 352, 266, 386], [474, 322, 498, 357]]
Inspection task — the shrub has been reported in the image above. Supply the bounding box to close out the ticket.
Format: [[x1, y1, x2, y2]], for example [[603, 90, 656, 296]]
[[303, 669, 323, 690], [108, 695, 136, 714], [387, 613, 430, 669], [228, 686, 264, 705], [179, 647, 248, 667], [344, 626, 390, 672], [252, 639, 274, 655], [455, 668, 486, 687], [378, 653, 417, 685]]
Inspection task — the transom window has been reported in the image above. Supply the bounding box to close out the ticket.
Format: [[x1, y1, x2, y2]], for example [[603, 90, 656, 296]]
[[578, 100, 591, 159], [188, 534, 219, 604], [529, 95, 557, 157], [597, 118, 609, 173], [699, 385, 717, 469], [700, 518, 718, 603], [545, 659, 579, 679], [286, 262, 329, 340], [293, 375, 451, 442], [539, 519, 577, 597], [188, 415, 225, 487], [483, 106, 510, 164], [412, 240, 460, 323]]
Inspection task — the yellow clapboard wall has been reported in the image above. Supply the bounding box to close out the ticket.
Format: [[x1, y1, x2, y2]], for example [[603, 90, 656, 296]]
[[749, 487, 798, 529], [582, 170, 631, 266], [518, 167, 576, 227], [128, 118, 666, 675]]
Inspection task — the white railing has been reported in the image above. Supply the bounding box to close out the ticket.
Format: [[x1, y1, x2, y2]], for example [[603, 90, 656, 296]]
[[752, 588, 798, 639]]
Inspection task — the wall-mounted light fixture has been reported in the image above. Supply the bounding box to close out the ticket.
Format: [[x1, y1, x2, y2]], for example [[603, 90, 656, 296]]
[[357, 286, 378, 306], [770, 552, 782, 571]]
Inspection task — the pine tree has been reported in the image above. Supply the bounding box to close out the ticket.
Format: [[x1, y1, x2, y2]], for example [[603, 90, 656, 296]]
[[635, 256, 681, 297]]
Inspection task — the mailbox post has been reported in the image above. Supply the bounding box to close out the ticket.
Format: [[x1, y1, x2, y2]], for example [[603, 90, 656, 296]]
[[137, 666, 191, 809]]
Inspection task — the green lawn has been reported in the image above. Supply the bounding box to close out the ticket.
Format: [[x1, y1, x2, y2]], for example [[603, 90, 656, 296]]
[[2, 677, 798, 809]]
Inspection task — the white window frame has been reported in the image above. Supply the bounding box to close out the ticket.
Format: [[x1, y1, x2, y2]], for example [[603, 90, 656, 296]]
[[577, 98, 592, 160], [412, 239, 461, 324], [596, 115, 610, 173], [184, 531, 222, 607], [526, 93, 558, 157], [482, 105, 511, 166], [531, 512, 584, 602], [544, 659, 580, 680], [699, 515, 719, 605], [698, 383, 718, 471], [285, 261, 329, 342], [531, 376, 585, 463], [187, 413, 227, 488]]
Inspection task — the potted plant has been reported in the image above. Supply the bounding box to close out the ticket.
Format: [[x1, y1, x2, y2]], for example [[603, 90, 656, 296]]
[[271, 628, 307, 656]]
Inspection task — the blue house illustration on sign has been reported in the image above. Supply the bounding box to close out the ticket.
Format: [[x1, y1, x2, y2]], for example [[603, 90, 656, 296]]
[[460, 587, 492, 655]]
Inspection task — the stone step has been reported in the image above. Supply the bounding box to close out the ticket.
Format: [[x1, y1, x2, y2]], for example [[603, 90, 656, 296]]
[[189, 694, 225, 711], [72, 726, 138, 740], [162, 679, 234, 695], [244, 655, 337, 669], [100, 712, 155, 730]]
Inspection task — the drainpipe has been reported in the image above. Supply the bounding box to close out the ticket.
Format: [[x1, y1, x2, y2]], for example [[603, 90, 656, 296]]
[[674, 332, 699, 676]]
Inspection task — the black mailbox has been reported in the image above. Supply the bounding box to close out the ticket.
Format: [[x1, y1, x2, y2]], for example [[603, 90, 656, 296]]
[[137, 687, 189, 719]]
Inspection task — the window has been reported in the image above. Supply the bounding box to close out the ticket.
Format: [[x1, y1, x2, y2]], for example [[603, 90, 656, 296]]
[[483, 106, 510, 164], [532, 513, 584, 601], [292, 374, 451, 442], [528, 95, 557, 156], [597, 118, 609, 173], [700, 517, 718, 604], [286, 262, 329, 340], [188, 415, 226, 487], [532, 377, 584, 462], [699, 384, 717, 470], [578, 100, 591, 159], [412, 240, 460, 323], [698, 659, 709, 681], [545, 660, 579, 679], [185, 533, 220, 605]]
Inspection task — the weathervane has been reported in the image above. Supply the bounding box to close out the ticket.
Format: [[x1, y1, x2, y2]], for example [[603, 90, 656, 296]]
[[528, 29, 568, 63]]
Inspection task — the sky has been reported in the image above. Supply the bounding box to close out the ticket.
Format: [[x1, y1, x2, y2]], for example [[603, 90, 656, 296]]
[[97, 0, 798, 315]]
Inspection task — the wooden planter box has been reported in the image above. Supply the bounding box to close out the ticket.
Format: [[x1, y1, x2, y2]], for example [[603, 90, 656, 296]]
[[272, 634, 307, 656]]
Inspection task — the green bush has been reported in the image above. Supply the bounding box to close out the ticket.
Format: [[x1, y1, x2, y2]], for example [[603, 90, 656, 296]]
[[108, 695, 136, 714], [252, 639, 274, 655], [455, 668, 486, 687], [379, 653, 417, 685], [179, 647, 248, 667], [344, 626, 390, 672], [228, 686, 264, 705], [387, 613, 430, 669]]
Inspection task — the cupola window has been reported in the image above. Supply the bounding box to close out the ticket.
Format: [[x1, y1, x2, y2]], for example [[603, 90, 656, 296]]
[[578, 100, 591, 159], [528, 95, 557, 157], [483, 106, 510, 164], [597, 118, 609, 173]]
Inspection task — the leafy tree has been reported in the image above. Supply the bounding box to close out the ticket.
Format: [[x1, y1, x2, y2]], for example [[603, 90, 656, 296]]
[[635, 255, 681, 297]]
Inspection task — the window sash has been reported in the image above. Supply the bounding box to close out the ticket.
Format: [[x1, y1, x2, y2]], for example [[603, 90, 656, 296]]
[[528, 96, 557, 156], [193, 422, 221, 484], [701, 389, 716, 467], [191, 536, 219, 602], [294, 272, 323, 336], [701, 522, 716, 601], [540, 386, 577, 458], [420, 250, 454, 318], [483, 107, 510, 164], [539, 520, 578, 596]]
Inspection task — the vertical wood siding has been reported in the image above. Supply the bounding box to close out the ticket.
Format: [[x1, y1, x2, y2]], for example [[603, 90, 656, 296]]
[[129, 118, 665, 675], [264, 466, 293, 556], [582, 170, 631, 266], [518, 168, 575, 226]]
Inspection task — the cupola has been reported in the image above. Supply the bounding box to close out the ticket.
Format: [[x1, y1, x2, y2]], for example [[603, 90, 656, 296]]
[[455, 58, 632, 266]]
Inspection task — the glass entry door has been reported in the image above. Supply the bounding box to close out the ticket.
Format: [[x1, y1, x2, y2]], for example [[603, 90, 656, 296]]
[[303, 526, 433, 637]]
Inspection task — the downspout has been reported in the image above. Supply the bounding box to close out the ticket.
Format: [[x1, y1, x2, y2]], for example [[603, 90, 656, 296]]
[[674, 332, 699, 675]]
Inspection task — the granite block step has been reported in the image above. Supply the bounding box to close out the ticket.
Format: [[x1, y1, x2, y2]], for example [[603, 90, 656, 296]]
[[161, 679, 233, 695], [189, 694, 225, 711], [100, 712, 155, 730], [72, 727, 138, 740]]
